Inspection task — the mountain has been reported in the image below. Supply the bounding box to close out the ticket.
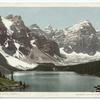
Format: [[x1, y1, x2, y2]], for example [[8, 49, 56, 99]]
[[0, 16, 8, 45], [0, 15, 63, 72], [0, 15, 100, 72], [63, 20, 98, 55], [29, 24, 61, 57], [44, 21, 99, 55], [44, 26, 65, 47]]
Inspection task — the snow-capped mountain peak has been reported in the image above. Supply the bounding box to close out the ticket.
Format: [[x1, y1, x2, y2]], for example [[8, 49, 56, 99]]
[[64, 20, 96, 35], [1, 15, 100, 72]]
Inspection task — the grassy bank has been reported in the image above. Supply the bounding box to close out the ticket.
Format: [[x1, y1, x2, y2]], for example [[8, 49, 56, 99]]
[[0, 77, 26, 91]]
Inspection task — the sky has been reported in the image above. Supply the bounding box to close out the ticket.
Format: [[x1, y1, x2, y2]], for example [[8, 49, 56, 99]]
[[0, 7, 100, 30]]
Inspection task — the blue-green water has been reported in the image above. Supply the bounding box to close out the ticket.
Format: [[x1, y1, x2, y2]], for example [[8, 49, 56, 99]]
[[7, 71, 100, 92]]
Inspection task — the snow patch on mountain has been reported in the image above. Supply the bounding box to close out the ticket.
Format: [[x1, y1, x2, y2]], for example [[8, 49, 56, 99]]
[[1, 17, 13, 35], [13, 50, 25, 59], [60, 47, 100, 65], [14, 42, 20, 49], [0, 46, 38, 70], [30, 40, 36, 47], [13, 41, 25, 59], [64, 20, 95, 35], [6, 56, 38, 70]]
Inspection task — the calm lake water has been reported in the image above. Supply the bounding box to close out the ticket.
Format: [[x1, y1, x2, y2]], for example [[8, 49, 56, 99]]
[[7, 71, 100, 92]]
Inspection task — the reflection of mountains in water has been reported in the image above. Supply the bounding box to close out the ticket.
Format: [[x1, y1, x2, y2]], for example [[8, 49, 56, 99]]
[[34, 72, 60, 76], [12, 71, 60, 77]]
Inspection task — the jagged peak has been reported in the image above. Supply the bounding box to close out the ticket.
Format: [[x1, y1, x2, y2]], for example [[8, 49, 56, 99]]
[[6, 15, 22, 20], [5, 14, 13, 19], [30, 24, 40, 29], [45, 25, 56, 31], [65, 20, 96, 34], [68, 20, 91, 29], [79, 20, 90, 24], [5, 15, 25, 27], [78, 20, 94, 28]]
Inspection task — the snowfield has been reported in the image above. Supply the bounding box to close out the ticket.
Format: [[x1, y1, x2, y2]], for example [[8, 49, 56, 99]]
[[60, 47, 100, 65], [0, 47, 38, 70], [1, 44, 100, 71], [1, 45, 100, 71]]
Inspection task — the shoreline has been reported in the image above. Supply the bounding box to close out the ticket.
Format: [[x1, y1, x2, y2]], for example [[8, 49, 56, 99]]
[[0, 77, 28, 92]]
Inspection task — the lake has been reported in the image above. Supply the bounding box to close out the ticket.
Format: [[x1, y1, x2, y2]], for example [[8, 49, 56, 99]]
[[7, 71, 100, 92]]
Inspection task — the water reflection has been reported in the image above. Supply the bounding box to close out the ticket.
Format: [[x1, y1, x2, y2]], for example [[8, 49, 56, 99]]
[[7, 71, 100, 92]]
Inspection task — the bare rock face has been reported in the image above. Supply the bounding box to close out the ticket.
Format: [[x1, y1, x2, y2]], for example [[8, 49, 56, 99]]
[[6, 15, 30, 43], [44, 25, 56, 39], [0, 15, 99, 57], [19, 45, 31, 56], [44, 26, 65, 47], [3, 39, 17, 56], [52, 21, 98, 55], [35, 36, 60, 56], [0, 16, 7, 45], [1, 14, 100, 71], [44, 21, 99, 55], [0, 15, 61, 60], [63, 21, 98, 55], [96, 31, 100, 51], [29, 25, 61, 57], [0, 15, 31, 57], [29, 24, 47, 38]]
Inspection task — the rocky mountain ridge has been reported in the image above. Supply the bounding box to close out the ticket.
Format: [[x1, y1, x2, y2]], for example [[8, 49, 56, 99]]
[[44, 20, 99, 55], [0, 15, 100, 71]]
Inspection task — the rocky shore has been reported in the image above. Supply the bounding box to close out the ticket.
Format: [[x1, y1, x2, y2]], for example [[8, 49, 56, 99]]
[[0, 77, 27, 91]]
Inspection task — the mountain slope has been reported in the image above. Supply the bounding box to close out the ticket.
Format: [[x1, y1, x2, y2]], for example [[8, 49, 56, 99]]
[[63, 20, 98, 55], [44, 21, 99, 55], [0, 15, 63, 71], [0, 15, 100, 71]]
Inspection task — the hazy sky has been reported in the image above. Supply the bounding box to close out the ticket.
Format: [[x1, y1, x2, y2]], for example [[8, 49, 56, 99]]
[[0, 7, 100, 29]]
